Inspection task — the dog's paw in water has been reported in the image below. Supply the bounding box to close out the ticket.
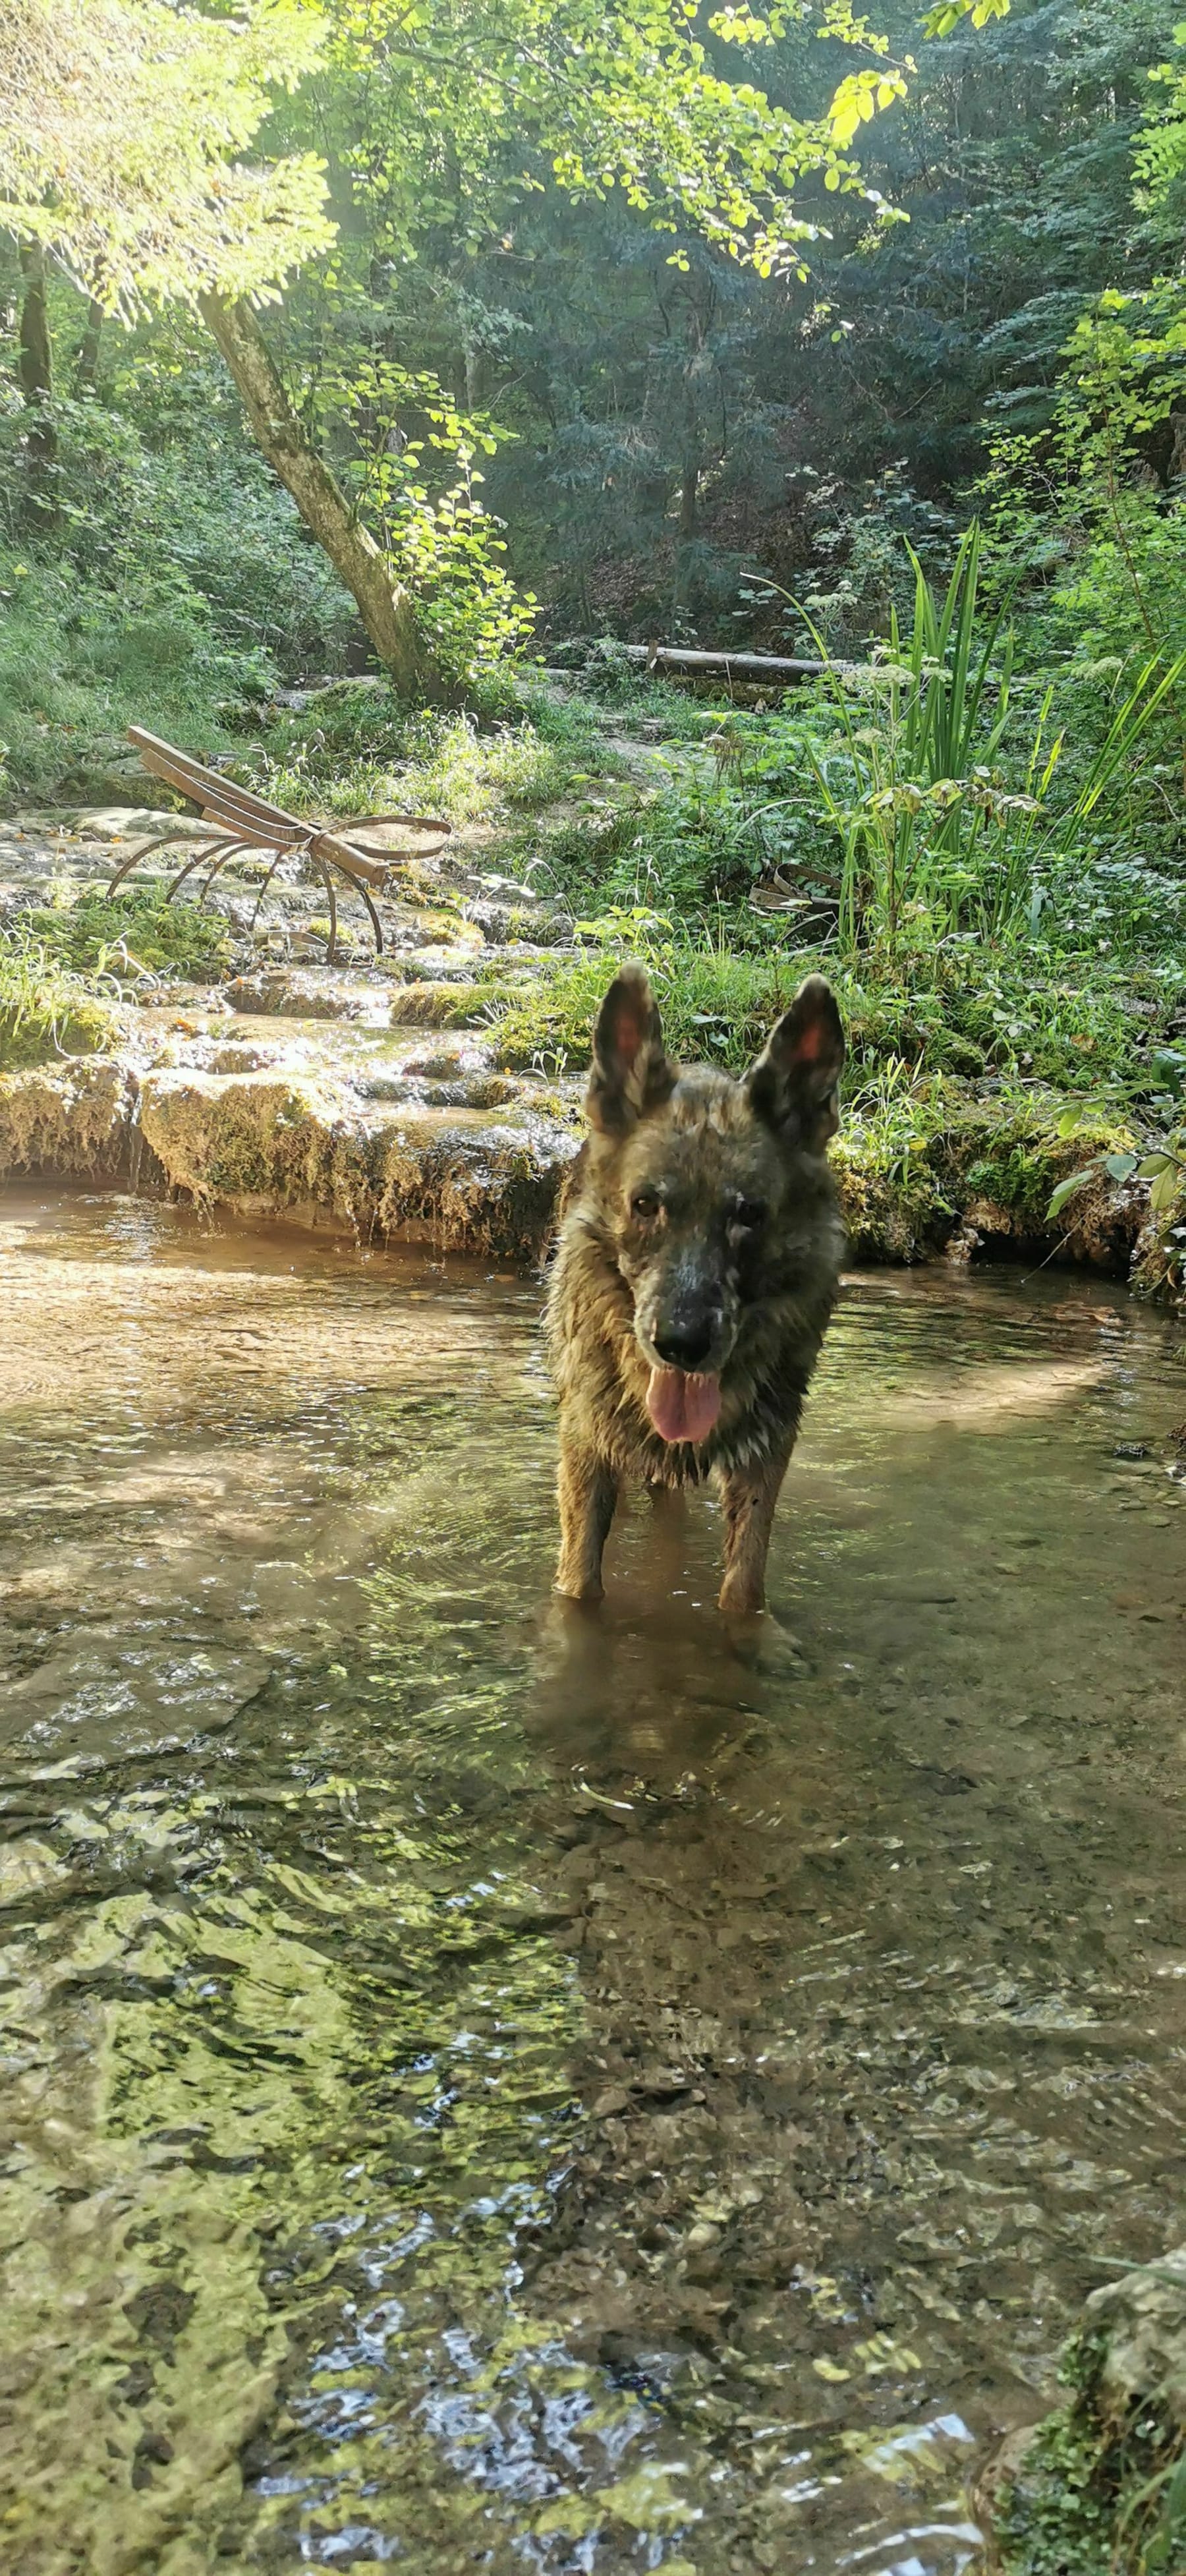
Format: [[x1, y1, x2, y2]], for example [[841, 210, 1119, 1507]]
[[720, 1607, 806, 1678]]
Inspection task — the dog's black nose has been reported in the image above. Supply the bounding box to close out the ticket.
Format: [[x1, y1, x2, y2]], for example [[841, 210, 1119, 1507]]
[[654, 1323, 715, 1371]]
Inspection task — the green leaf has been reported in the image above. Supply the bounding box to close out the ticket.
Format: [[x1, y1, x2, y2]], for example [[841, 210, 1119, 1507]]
[[1103, 1151, 1139, 1183], [922, 0, 1010, 30], [1048, 1166, 1098, 1220]]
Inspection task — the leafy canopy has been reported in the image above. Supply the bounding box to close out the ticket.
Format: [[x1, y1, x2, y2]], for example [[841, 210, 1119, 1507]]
[[1, 0, 918, 322], [0, 0, 333, 314], [322, 0, 911, 277], [920, 0, 1009, 34]]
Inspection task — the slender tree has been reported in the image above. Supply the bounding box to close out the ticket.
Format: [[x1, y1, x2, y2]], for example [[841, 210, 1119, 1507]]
[[16, 236, 55, 523], [197, 291, 432, 696]]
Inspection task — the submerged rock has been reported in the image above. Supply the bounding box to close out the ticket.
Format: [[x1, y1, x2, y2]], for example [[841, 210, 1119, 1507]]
[[1086, 2254, 1186, 2434]]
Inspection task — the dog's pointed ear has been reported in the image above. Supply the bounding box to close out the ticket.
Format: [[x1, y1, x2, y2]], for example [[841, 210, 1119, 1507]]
[[747, 974, 845, 1145], [587, 966, 676, 1133]]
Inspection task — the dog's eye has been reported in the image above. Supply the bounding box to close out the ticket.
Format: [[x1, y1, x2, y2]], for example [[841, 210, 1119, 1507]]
[[630, 1189, 660, 1221], [735, 1197, 767, 1230]]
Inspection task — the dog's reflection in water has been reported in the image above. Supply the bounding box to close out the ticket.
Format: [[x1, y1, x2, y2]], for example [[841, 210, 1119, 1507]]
[[530, 1485, 806, 1789]]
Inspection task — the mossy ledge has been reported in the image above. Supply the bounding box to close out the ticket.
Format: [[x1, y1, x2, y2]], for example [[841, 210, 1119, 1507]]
[[976, 2250, 1186, 2575], [1, 1045, 1181, 1298], [134, 1068, 581, 1258], [0, 1060, 134, 1181]]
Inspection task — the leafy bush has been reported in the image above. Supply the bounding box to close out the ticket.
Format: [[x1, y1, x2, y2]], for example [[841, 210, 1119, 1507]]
[[0, 357, 360, 676], [789, 525, 1186, 950], [0, 550, 271, 805]]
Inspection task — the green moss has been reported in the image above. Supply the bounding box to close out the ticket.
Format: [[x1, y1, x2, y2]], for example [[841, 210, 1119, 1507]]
[[994, 2405, 1116, 2576], [386, 979, 492, 1027], [833, 1127, 952, 1262], [991, 2323, 1186, 2576], [946, 1109, 1135, 1218], [0, 1060, 130, 1175], [21, 888, 232, 984], [1133, 1175, 1186, 1307]]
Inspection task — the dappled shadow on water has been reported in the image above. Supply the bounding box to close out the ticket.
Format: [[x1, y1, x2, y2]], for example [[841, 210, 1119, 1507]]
[[0, 1189, 1183, 2574]]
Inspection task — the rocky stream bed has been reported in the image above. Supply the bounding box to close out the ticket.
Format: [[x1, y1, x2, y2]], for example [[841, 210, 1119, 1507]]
[[1, 791, 1185, 2569]]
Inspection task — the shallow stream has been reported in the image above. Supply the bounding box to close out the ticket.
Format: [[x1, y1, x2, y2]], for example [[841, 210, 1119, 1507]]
[[1, 1189, 1184, 2576]]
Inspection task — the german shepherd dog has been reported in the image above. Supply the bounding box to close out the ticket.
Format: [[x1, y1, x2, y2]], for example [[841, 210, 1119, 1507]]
[[545, 966, 846, 1614]]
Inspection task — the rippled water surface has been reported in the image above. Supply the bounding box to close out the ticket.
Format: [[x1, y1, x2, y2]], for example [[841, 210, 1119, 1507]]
[[1, 1188, 1185, 2576]]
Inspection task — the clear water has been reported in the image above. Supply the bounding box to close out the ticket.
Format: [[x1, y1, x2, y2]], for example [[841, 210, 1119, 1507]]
[[1, 1188, 1184, 2576]]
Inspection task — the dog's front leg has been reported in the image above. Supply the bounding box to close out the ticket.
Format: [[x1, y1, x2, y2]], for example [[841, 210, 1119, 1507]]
[[555, 1436, 618, 1601], [717, 1441, 793, 1615]]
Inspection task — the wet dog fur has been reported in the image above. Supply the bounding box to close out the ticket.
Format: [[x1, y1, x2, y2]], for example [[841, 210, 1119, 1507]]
[[545, 965, 846, 1613]]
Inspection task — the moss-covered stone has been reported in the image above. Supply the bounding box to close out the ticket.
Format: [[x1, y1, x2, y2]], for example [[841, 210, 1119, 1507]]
[[136, 1066, 580, 1255], [1131, 1179, 1186, 1311], [833, 1133, 952, 1263], [0, 1059, 131, 1177], [980, 2252, 1186, 2575], [137, 1068, 345, 1209], [934, 1104, 1144, 1271], [830, 1093, 1145, 1273], [386, 979, 491, 1025], [378, 1110, 581, 1255]]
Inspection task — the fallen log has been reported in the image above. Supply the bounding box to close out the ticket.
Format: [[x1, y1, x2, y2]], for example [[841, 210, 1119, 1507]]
[[622, 643, 849, 681]]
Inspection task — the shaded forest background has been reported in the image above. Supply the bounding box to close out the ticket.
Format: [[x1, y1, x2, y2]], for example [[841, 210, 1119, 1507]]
[[4, 0, 1186, 785]]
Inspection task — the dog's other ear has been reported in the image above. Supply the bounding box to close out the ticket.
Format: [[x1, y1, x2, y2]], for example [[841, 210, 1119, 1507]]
[[747, 973, 845, 1145], [587, 966, 676, 1133]]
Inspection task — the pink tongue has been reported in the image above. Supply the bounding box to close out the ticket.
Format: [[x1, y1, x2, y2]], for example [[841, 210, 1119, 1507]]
[[646, 1366, 721, 1446]]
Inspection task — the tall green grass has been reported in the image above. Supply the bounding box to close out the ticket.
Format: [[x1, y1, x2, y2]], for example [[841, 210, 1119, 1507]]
[[797, 525, 1186, 948], [0, 940, 121, 1069]]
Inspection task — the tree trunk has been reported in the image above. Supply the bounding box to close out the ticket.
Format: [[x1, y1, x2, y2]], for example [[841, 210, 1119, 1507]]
[[679, 457, 698, 544], [673, 455, 698, 614], [673, 356, 700, 611], [17, 239, 56, 526], [198, 291, 437, 700], [73, 298, 103, 393]]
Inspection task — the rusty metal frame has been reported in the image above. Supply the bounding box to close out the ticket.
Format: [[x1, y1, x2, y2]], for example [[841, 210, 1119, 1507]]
[[107, 726, 452, 962]]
